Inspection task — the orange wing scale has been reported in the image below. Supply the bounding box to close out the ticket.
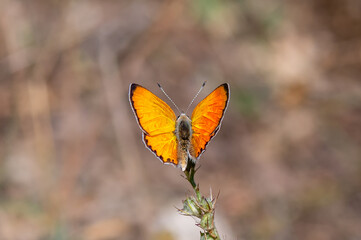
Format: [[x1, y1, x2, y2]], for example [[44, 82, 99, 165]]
[[191, 83, 229, 159], [129, 84, 178, 166]]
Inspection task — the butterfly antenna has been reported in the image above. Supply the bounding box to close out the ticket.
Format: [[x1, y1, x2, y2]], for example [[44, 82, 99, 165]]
[[157, 83, 182, 114], [185, 81, 206, 114]]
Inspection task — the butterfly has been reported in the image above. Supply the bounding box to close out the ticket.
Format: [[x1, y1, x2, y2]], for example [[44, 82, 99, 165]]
[[129, 83, 229, 171]]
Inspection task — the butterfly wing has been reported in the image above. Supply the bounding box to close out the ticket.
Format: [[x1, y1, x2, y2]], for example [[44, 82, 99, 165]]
[[190, 83, 229, 159], [129, 84, 178, 166]]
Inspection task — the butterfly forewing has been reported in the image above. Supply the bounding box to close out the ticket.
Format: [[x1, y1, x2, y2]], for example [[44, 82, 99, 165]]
[[190, 83, 229, 159], [129, 84, 178, 165]]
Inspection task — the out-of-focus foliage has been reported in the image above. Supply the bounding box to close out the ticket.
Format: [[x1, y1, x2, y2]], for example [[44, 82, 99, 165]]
[[0, 0, 360, 239]]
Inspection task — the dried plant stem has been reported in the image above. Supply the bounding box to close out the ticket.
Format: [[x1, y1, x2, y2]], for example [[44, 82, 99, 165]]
[[180, 161, 221, 240]]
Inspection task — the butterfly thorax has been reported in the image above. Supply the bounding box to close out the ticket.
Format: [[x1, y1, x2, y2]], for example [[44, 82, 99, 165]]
[[175, 114, 193, 170]]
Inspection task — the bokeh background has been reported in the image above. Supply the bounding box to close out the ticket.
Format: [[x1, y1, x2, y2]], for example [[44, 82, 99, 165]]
[[1, 0, 361, 239]]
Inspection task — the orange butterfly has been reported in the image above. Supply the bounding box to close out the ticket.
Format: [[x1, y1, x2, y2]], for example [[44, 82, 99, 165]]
[[129, 83, 229, 171]]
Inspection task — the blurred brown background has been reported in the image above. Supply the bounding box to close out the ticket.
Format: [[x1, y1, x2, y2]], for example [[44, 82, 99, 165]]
[[1, 0, 361, 239]]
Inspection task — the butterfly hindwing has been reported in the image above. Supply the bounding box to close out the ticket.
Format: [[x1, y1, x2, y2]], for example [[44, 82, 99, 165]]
[[143, 133, 178, 165], [190, 83, 229, 159], [129, 84, 178, 165]]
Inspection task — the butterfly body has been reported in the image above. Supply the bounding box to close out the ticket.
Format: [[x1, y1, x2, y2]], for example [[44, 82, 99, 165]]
[[175, 113, 195, 170], [129, 83, 229, 171]]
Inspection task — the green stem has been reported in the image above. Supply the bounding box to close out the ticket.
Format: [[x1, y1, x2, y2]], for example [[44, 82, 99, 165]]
[[183, 161, 221, 240], [184, 161, 201, 201]]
